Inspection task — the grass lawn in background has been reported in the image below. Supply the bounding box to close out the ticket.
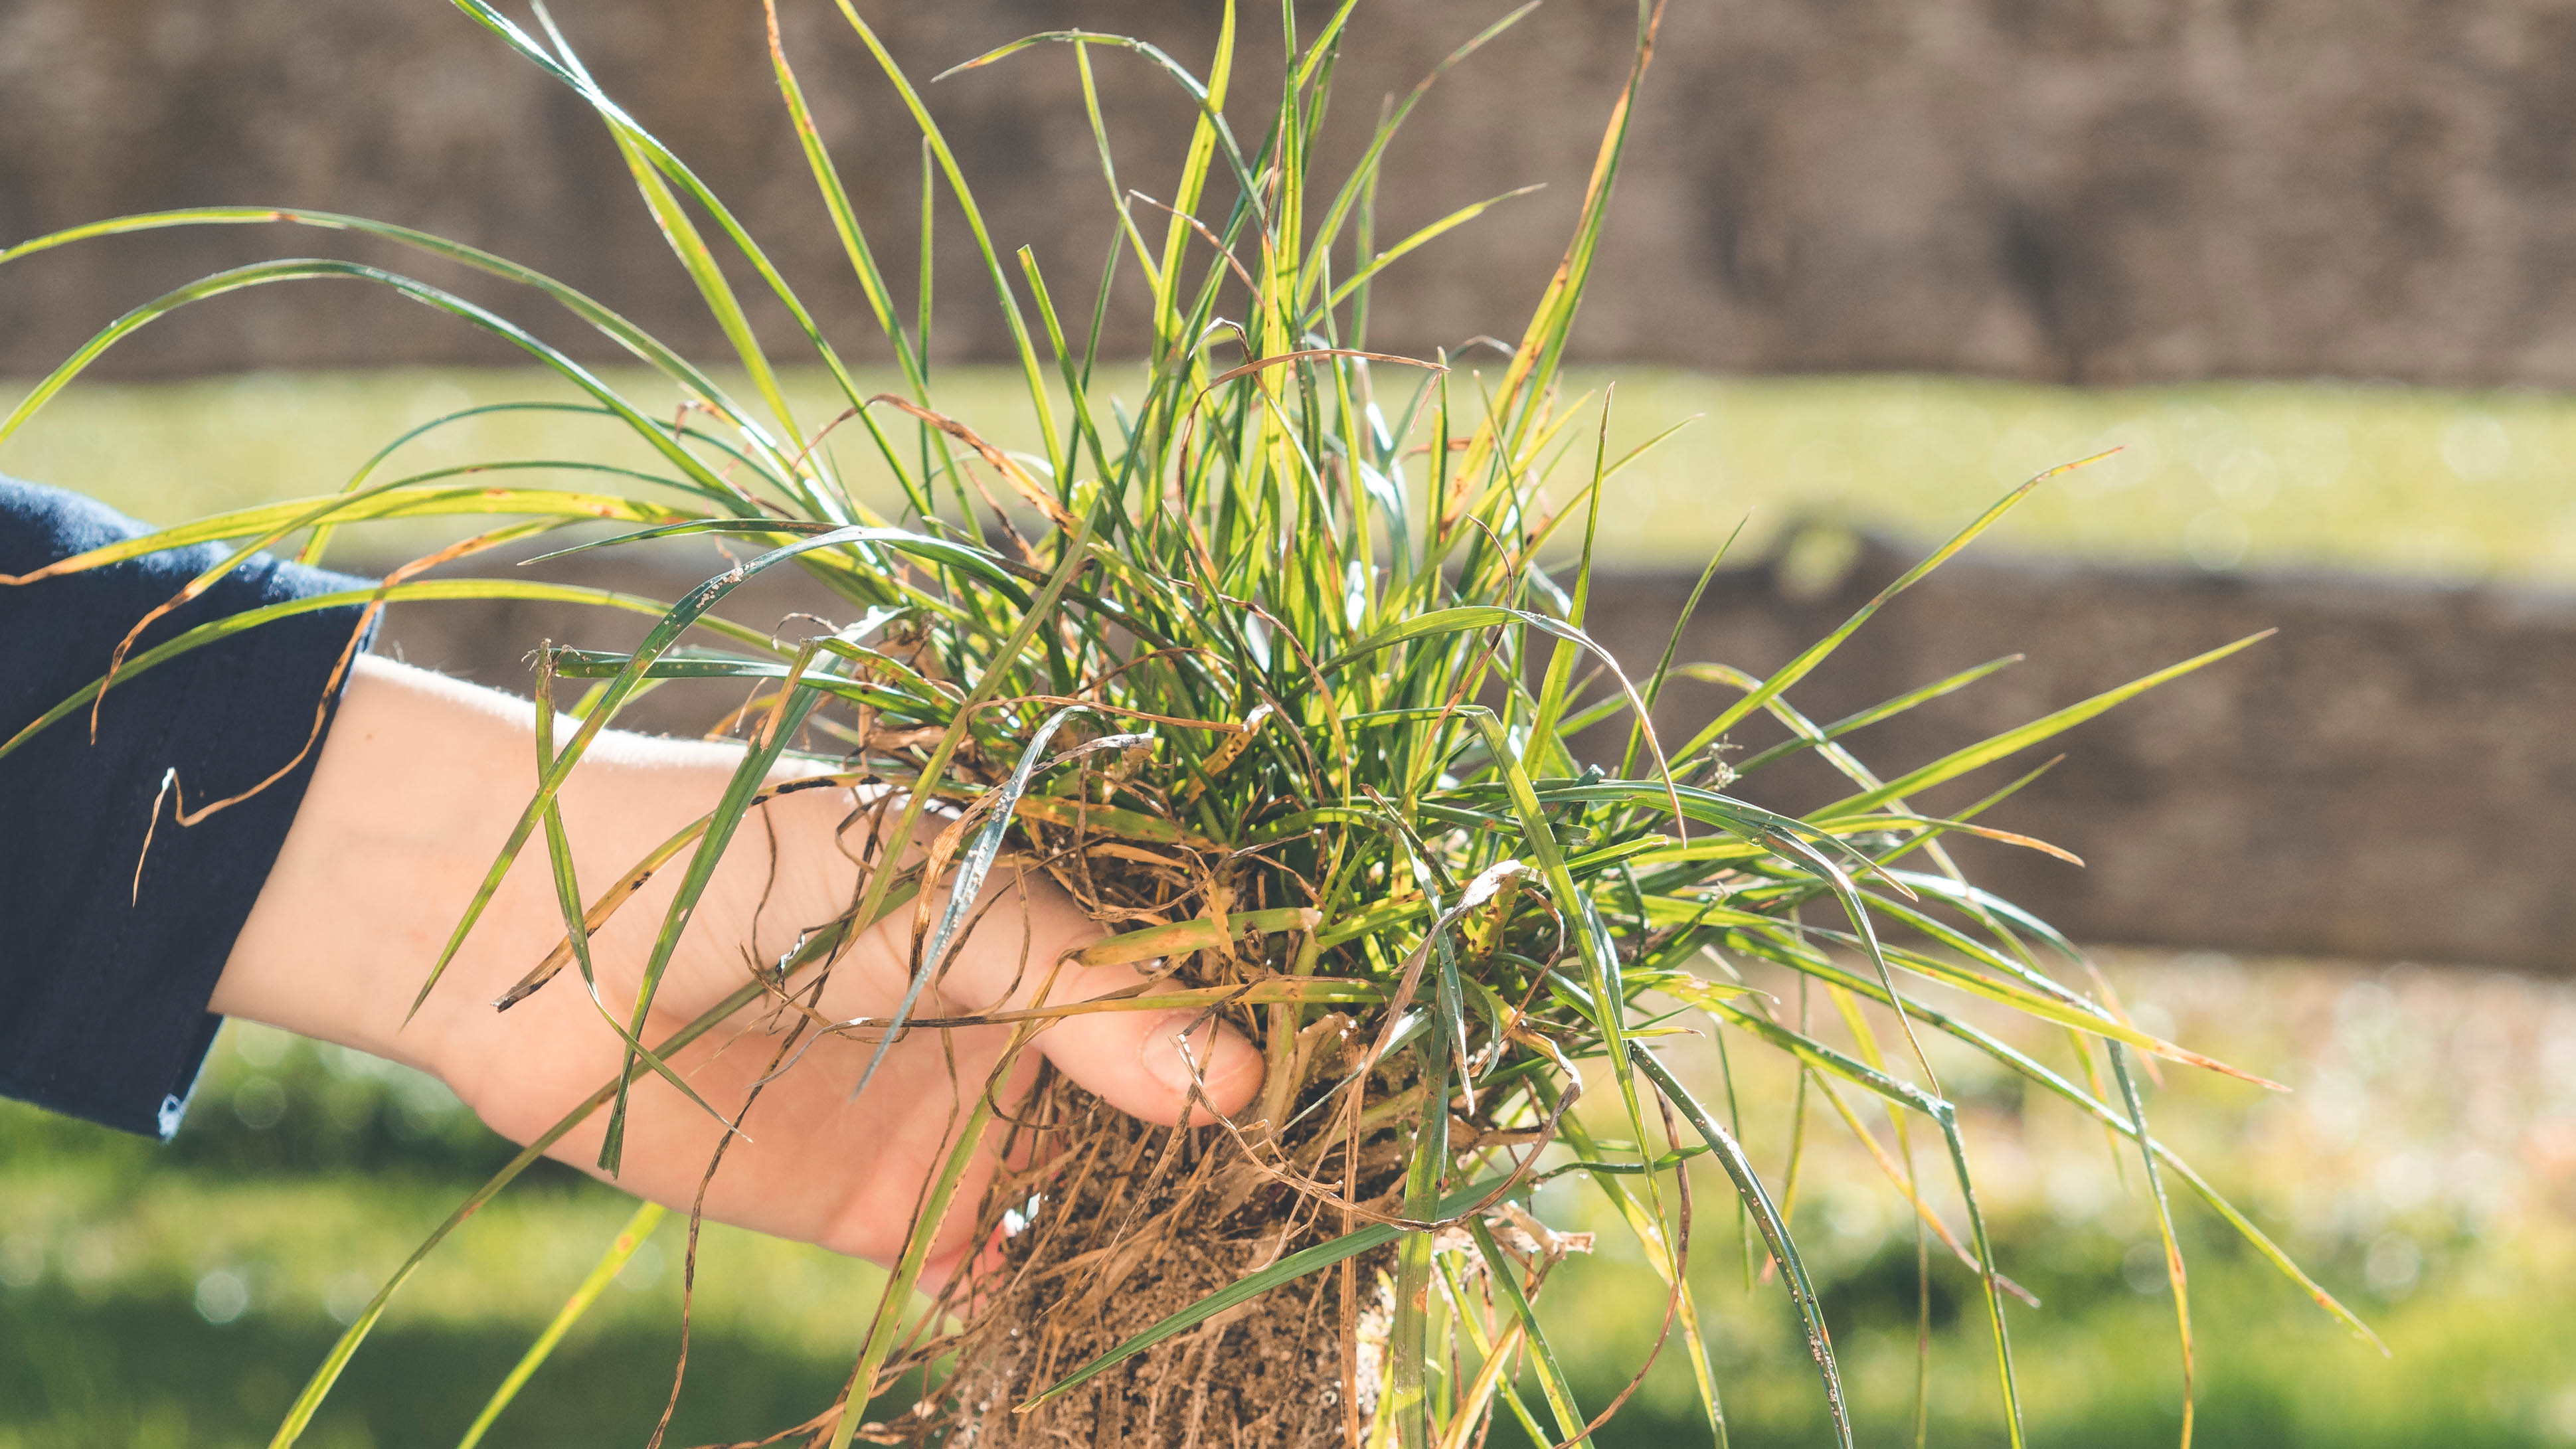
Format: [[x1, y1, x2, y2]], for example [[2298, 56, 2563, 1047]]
[[7, 953, 2572, 1447], [7, 367, 2576, 582]]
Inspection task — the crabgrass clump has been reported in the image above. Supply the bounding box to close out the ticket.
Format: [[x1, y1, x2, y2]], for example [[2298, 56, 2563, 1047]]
[[0, 1, 2376, 1446]]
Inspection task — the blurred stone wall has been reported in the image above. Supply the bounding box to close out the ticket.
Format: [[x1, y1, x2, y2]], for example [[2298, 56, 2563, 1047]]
[[8, 0, 2576, 385], [1584, 535, 2576, 976]]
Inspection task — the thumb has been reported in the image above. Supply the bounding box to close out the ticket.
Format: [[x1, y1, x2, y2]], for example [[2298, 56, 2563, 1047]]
[[1035, 996, 1265, 1126], [932, 869, 1265, 1125]]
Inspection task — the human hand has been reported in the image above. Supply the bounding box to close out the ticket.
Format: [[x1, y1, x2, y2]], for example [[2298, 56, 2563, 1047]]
[[213, 654, 1263, 1274]]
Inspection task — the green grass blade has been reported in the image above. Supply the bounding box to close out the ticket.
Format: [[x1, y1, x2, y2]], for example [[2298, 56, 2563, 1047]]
[[403, 524, 1007, 1021], [1617, 515, 1747, 780], [1632, 1044, 1851, 1449], [0, 208, 799, 487], [0, 258, 756, 509], [268, 914, 899, 1447], [1733, 953, 2383, 1349], [1457, 0, 1667, 482], [826, 0, 1069, 483], [2108, 1043, 2197, 1446], [1697, 998, 2027, 1446], [1318, 185, 1543, 314], [596, 655, 825, 1174], [1298, 2, 1541, 313], [453, 1200, 667, 1449], [453, 0, 892, 482], [1814, 630, 2275, 819], [527, 659, 744, 1138], [6, 481, 694, 580], [844, 703, 1095, 1112], [824, 1028, 1027, 1449], [799, 509, 1102, 1120], [1468, 1219, 1594, 1449], [1391, 1049, 1453, 1449], [0, 578, 777, 766], [1524, 422, 1609, 774], [1727, 653, 2025, 778], [1670, 462, 2088, 768], [762, 0, 924, 393]]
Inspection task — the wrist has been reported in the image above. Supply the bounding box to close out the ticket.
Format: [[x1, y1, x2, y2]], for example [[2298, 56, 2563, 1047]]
[[217, 655, 866, 1094], [415, 746, 869, 1107]]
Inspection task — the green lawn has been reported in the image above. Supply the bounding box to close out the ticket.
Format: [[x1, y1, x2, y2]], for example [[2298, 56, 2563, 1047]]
[[7, 367, 2576, 582], [7, 952, 2571, 1447]]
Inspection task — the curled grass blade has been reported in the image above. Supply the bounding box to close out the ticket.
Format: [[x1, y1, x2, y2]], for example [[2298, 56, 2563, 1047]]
[[844, 702, 1096, 1114], [1631, 1044, 1850, 1449], [831, 513, 1104, 1112]]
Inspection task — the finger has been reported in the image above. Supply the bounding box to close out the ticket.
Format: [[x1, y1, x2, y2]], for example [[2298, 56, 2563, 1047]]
[[790, 856, 1102, 1027], [845, 856, 1107, 1010], [928, 865, 1263, 1122], [1035, 1003, 1264, 1126]]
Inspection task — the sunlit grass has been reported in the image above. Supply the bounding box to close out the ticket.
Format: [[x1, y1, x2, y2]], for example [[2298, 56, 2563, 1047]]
[[8, 955, 2570, 1448], [9, 365, 2575, 582], [0, 1021, 887, 1347]]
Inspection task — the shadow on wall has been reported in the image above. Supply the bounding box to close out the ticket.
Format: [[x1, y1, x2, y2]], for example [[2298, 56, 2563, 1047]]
[[367, 526, 2576, 975]]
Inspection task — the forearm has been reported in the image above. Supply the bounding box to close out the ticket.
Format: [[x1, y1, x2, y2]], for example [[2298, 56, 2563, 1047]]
[[211, 653, 856, 1080]]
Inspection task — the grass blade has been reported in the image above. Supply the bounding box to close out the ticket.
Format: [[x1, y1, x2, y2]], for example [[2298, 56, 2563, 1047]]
[[1632, 1044, 1851, 1449], [453, 1200, 668, 1449], [1814, 631, 2275, 819]]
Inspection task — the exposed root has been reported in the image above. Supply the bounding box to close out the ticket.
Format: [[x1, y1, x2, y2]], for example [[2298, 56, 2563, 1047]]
[[925, 1080, 1405, 1449]]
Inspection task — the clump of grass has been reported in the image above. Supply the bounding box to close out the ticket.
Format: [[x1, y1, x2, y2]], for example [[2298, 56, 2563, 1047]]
[[0, 2, 2377, 1446]]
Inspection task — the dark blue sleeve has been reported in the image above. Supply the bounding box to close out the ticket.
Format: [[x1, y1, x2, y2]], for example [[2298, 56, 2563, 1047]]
[[1, 477, 379, 1139]]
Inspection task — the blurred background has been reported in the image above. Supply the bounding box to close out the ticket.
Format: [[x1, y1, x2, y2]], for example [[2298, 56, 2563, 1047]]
[[3, 0, 2574, 1444]]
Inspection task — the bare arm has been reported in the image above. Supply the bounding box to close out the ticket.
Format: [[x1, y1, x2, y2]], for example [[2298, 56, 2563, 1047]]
[[212, 653, 1260, 1268]]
